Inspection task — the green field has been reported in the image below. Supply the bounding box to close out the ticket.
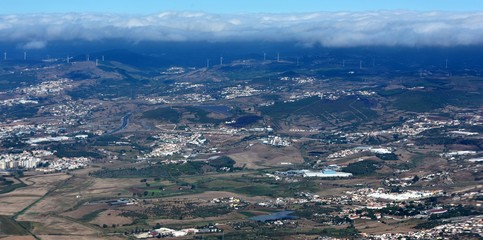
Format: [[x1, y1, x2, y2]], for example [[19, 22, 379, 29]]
[[261, 96, 377, 122], [196, 176, 318, 197]]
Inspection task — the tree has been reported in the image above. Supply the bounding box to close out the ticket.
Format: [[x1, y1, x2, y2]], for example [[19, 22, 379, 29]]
[[412, 175, 420, 183]]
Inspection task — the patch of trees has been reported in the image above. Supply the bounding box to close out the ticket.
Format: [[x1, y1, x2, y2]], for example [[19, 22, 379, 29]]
[[142, 107, 181, 123], [184, 106, 226, 124], [1, 136, 27, 149], [376, 153, 398, 161], [208, 156, 236, 169], [429, 205, 482, 220], [119, 211, 148, 220], [305, 226, 359, 238], [92, 161, 205, 178], [342, 160, 379, 176], [295, 206, 345, 224], [414, 220, 443, 229], [52, 144, 102, 159], [375, 203, 427, 217]]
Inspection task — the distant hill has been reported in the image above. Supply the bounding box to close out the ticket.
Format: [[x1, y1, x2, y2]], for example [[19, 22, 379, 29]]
[[77, 49, 171, 68]]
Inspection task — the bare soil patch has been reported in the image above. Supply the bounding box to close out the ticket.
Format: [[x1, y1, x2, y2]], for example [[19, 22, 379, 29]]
[[229, 144, 303, 169], [0, 236, 36, 240], [62, 204, 108, 219], [38, 235, 124, 240], [19, 215, 99, 236], [90, 209, 134, 226]]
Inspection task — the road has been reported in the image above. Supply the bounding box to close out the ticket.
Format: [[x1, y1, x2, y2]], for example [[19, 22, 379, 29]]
[[110, 112, 132, 134]]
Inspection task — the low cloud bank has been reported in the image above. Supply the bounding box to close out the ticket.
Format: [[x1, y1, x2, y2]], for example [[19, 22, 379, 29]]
[[1, 11, 483, 49]]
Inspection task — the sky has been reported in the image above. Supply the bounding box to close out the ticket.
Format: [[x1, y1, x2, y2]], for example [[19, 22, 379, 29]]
[[2, 0, 483, 14], [1, 1, 483, 48]]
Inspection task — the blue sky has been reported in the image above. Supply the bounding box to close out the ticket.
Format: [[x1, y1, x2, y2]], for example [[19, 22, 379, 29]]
[[2, 0, 483, 14]]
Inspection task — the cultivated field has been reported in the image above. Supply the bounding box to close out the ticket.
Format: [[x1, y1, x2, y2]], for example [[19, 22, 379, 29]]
[[0, 173, 69, 215]]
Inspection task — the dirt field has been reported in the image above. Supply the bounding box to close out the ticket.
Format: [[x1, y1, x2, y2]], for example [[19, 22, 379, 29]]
[[0, 236, 36, 240], [229, 144, 304, 169], [18, 215, 100, 236], [84, 177, 142, 196], [355, 218, 421, 234], [38, 235, 124, 240], [62, 204, 108, 219], [90, 209, 133, 226], [0, 173, 70, 215]]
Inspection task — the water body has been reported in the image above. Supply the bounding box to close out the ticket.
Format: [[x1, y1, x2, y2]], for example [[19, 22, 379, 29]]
[[249, 211, 298, 222], [228, 115, 262, 128]]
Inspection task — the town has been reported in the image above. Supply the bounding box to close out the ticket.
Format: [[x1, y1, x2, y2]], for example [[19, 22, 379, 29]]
[[0, 45, 481, 240]]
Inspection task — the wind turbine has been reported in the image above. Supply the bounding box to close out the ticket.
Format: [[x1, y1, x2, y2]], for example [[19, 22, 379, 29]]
[[3, 51, 6, 61], [263, 52, 266, 61], [206, 59, 210, 68], [220, 56, 223, 66], [359, 60, 362, 70], [24, 52, 27, 61], [277, 52, 280, 62]]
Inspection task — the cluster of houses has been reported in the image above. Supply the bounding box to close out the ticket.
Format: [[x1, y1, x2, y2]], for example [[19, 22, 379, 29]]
[[286, 89, 376, 102], [350, 188, 443, 202], [145, 133, 206, 158], [222, 85, 260, 99], [211, 197, 248, 209], [0, 150, 90, 172], [260, 135, 291, 146], [327, 146, 393, 160], [16, 78, 72, 96]]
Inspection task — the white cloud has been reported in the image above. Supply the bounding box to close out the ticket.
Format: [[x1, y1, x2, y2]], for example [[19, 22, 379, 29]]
[[1, 11, 483, 47], [19, 40, 47, 49]]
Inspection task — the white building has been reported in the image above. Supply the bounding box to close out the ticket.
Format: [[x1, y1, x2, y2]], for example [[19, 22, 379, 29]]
[[302, 169, 352, 178]]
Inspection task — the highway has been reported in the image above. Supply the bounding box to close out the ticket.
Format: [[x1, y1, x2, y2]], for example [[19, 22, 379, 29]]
[[110, 112, 132, 134]]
